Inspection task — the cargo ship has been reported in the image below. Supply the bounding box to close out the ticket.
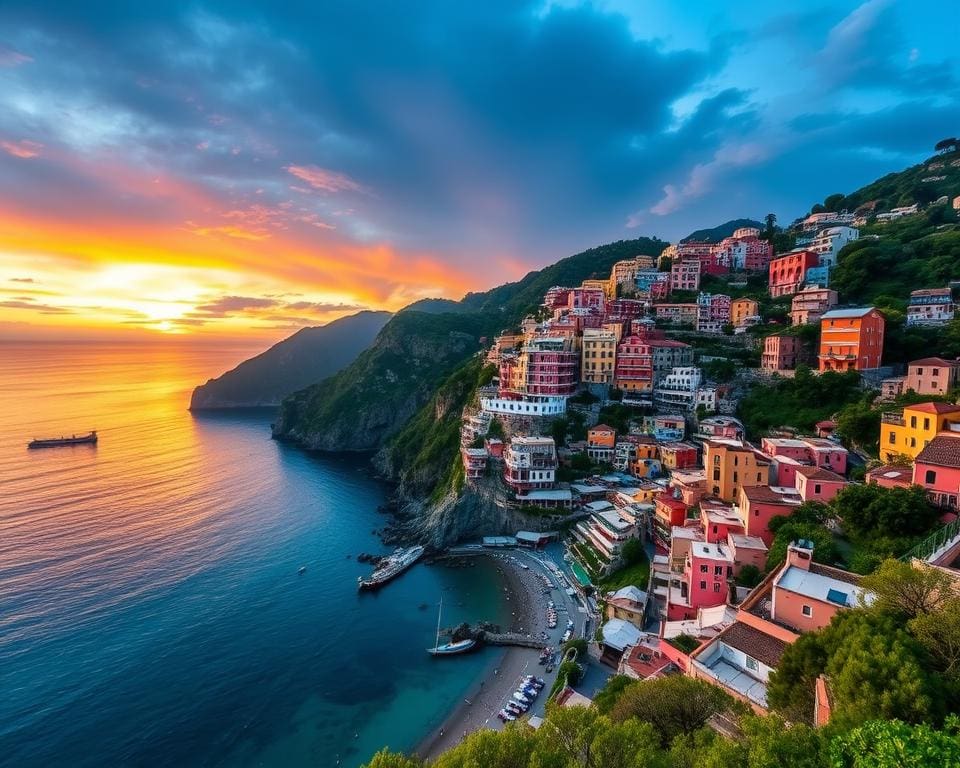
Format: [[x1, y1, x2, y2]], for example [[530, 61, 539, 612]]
[[28, 431, 98, 449], [357, 545, 425, 590]]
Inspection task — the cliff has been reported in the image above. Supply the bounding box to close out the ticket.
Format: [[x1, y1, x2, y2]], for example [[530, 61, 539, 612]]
[[272, 237, 666, 457], [189, 310, 391, 409]]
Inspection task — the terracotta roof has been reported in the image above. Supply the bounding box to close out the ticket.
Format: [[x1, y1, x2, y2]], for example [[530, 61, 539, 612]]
[[907, 402, 960, 415], [910, 358, 960, 368], [916, 435, 960, 469], [740, 485, 801, 504], [808, 562, 862, 586], [718, 621, 788, 668], [794, 466, 846, 482], [867, 465, 912, 483], [590, 424, 615, 432]]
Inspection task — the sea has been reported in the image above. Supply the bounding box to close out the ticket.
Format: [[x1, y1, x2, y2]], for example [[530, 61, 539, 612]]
[[0, 341, 508, 768]]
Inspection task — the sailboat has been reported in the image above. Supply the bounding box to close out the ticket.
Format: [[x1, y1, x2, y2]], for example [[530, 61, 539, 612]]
[[426, 596, 477, 656]]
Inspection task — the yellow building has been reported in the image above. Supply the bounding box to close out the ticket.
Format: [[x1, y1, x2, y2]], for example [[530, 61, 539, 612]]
[[731, 298, 759, 327], [880, 402, 960, 462], [703, 439, 771, 502], [581, 328, 618, 385], [582, 278, 615, 300]]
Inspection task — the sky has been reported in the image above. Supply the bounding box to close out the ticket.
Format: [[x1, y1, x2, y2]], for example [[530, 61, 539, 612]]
[[0, 0, 958, 341]]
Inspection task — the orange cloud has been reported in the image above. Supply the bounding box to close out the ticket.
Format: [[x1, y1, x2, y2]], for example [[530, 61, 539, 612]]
[[285, 164, 364, 193], [1, 139, 43, 158]]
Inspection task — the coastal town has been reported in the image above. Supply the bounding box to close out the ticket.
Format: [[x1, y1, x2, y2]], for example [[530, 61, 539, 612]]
[[429, 189, 960, 737]]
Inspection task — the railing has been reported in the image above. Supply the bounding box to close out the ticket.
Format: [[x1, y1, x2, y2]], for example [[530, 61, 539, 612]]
[[901, 517, 960, 563], [880, 411, 905, 425]]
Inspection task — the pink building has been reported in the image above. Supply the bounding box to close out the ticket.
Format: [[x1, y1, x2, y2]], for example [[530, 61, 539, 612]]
[[567, 286, 606, 312], [913, 434, 960, 511], [606, 298, 646, 323], [461, 447, 488, 479], [676, 241, 728, 275], [667, 541, 733, 621], [670, 259, 701, 292], [768, 250, 818, 298], [761, 334, 801, 372], [904, 358, 960, 397], [761, 437, 848, 476], [727, 533, 768, 575], [696, 293, 732, 333], [738, 485, 802, 546], [714, 232, 773, 272], [613, 336, 653, 392], [525, 338, 579, 396], [794, 466, 847, 503], [700, 499, 745, 544], [790, 287, 838, 325], [866, 464, 912, 490], [698, 416, 745, 441], [543, 286, 572, 311], [504, 436, 558, 493]]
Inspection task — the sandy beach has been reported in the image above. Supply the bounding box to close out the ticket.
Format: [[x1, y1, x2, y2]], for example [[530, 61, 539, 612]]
[[415, 550, 581, 761]]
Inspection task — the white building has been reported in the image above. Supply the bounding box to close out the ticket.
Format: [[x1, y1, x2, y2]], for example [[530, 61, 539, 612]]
[[809, 226, 858, 269], [654, 367, 715, 412], [480, 394, 567, 417]]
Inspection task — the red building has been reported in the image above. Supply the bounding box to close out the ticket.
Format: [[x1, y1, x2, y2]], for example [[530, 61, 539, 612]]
[[667, 541, 734, 621], [768, 250, 818, 298], [738, 485, 803, 546], [678, 241, 728, 275], [605, 298, 646, 323], [613, 335, 653, 392], [654, 494, 689, 547], [567, 286, 606, 312]]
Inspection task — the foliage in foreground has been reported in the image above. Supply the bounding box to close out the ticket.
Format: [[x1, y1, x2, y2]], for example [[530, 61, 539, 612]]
[[363, 678, 960, 768]]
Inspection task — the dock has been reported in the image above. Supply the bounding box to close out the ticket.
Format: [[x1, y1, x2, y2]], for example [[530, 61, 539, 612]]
[[444, 624, 548, 650]]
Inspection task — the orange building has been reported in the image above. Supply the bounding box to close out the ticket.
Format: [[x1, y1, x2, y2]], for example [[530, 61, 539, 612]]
[[731, 298, 759, 327], [703, 439, 771, 503], [818, 307, 885, 372]]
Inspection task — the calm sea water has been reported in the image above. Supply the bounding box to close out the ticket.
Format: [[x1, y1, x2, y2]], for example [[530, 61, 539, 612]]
[[0, 341, 506, 768]]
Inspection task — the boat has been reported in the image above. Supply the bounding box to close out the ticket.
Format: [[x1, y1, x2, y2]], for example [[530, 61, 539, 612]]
[[427, 596, 478, 656], [357, 545, 424, 590], [28, 431, 97, 449]]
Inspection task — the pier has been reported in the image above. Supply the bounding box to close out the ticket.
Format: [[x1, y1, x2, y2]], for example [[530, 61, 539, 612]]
[[443, 623, 548, 650]]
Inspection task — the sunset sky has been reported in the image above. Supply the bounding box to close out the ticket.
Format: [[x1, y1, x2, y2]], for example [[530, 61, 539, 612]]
[[1, 0, 957, 340]]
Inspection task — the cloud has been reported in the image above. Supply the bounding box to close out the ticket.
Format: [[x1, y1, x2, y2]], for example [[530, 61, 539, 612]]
[[0, 45, 31, 67], [190, 295, 278, 317], [1, 139, 43, 158], [9, 277, 34, 283], [285, 165, 364, 193], [0, 299, 72, 314]]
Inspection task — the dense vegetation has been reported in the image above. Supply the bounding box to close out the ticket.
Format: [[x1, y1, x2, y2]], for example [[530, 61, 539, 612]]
[[737, 366, 863, 437], [189, 310, 392, 408], [365, 666, 960, 768]]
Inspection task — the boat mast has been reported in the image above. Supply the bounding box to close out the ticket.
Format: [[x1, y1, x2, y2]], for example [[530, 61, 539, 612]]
[[434, 596, 442, 650]]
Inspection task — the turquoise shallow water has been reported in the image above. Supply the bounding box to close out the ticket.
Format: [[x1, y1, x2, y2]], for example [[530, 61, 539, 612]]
[[0, 341, 506, 768]]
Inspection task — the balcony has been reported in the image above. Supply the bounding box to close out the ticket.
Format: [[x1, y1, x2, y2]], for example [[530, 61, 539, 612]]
[[881, 411, 905, 426]]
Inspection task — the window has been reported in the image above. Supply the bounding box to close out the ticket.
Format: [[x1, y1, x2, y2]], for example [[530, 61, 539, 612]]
[[699, 581, 707, 590], [910, 416, 917, 428], [802, 604, 813, 617], [714, 565, 723, 576], [924, 418, 930, 431], [713, 582, 721, 592], [889, 432, 896, 444], [713, 468, 721, 481], [700, 564, 708, 573], [926, 469, 937, 484], [814, 484, 821, 494], [745, 656, 759, 672]]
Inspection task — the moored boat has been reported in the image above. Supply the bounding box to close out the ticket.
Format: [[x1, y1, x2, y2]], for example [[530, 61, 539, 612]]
[[357, 545, 424, 590], [28, 431, 98, 449], [427, 596, 479, 657]]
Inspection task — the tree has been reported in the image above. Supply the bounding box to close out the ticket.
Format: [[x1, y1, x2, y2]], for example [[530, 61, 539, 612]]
[[366, 751, 423, 768], [831, 717, 960, 767], [620, 538, 645, 565], [861, 559, 958, 619], [835, 401, 881, 451], [824, 192, 846, 211], [764, 212, 777, 236], [551, 417, 570, 448], [737, 564, 763, 588], [832, 484, 941, 542], [487, 417, 505, 440], [935, 137, 959, 154], [610, 676, 735, 745], [909, 597, 960, 678], [766, 521, 840, 571], [593, 675, 635, 715], [768, 609, 944, 727]]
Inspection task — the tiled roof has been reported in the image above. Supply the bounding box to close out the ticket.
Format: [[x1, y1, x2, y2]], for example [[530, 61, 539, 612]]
[[821, 307, 877, 319], [794, 466, 846, 482], [907, 402, 960, 415], [808, 562, 862, 586], [591, 424, 615, 432], [916, 435, 960, 469], [719, 621, 788, 668], [740, 485, 801, 504], [910, 358, 960, 368]]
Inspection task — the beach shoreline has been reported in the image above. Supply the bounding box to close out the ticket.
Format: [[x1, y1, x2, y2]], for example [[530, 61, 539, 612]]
[[414, 550, 571, 762]]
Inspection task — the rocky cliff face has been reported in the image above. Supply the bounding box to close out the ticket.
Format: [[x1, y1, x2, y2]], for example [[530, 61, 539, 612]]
[[271, 312, 485, 451], [397, 474, 573, 548]]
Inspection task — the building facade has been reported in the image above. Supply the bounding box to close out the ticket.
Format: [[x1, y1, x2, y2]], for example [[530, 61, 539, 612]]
[[768, 250, 818, 298], [817, 307, 885, 372], [761, 334, 801, 372], [791, 287, 839, 325], [581, 328, 618, 385]]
